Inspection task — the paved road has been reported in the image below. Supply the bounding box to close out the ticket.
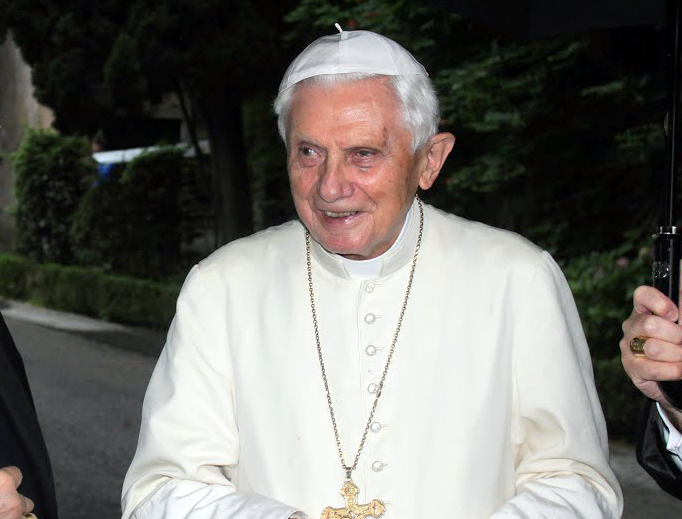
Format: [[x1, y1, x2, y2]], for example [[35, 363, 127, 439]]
[[5, 312, 159, 519], [3, 300, 682, 519]]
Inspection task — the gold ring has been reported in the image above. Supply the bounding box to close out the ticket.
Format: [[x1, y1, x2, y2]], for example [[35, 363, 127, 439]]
[[629, 336, 647, 357]]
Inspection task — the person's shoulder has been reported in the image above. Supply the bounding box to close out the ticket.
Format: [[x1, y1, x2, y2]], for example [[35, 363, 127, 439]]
[[424, 204, 566, 296], [424, 203, 544, 267], [192, 219, 305, 280]]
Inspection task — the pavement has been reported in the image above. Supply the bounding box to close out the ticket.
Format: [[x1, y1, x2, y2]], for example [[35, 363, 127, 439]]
[[2, 297, 682, 518], [0, 298, 166, 356]]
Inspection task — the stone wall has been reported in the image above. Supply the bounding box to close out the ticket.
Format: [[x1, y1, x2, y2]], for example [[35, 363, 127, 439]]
[[0, 37, 54, 252]]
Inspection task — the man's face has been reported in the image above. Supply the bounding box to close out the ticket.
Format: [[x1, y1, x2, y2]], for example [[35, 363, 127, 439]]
[[287, 77, 428, 260]]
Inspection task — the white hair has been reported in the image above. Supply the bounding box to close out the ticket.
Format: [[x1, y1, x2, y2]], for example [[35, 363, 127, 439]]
[[273, 73, 440, 153]]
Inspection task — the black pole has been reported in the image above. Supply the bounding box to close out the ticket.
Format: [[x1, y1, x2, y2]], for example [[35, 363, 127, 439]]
[[657, 0, 682, 409], [664, 0, 681, 227]]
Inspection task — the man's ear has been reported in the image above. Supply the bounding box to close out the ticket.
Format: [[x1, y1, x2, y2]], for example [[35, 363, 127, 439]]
[[418, 132, 456, 190]]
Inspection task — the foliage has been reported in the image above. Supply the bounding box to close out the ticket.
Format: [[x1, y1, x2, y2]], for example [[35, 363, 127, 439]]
[[0, 0, 7, 40], [3, 1, 130, 135], [0, 252, 180, 330], [243, 96, 294, 231], [4, 0, 300, 242], [72, 147, 197, 280], [0, 252, 31, 299], [285, 0, 465, 66], [7, 0, 667, 251], [593, 356, 645, 440], [564, 241, 650, 360], [116, 148, 183, 274], [13, 129, 93, 264], [435, 29, 666, 259], [71, 167, 128, 271]]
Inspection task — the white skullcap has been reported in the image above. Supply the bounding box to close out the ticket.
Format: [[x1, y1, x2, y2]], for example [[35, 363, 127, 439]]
[[278, 25, 428, 93]]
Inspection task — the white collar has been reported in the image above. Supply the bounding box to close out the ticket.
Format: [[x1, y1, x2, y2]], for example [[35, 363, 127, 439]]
[[308, 198, 421, 280]]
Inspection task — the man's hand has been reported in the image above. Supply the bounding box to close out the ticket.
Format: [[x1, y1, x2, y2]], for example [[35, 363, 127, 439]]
[[0, 466, 34, 519], [620, 286, 682, 430]]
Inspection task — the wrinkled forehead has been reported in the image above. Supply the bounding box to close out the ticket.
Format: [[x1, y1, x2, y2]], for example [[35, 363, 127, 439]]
[[279, 29, 427, 93], [287, 77, 407, 145]]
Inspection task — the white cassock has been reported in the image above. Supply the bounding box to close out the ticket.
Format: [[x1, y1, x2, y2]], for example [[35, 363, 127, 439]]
[[122, 200, 623, 519]]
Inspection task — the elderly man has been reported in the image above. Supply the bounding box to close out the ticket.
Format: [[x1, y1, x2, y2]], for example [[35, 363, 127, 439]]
[[122, 29, 621, 519], [621, 286, 682, 499]]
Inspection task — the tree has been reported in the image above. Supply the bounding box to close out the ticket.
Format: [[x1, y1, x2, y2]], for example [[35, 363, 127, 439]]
[[13, 129, 93, 264], [0, 0, 8, 39], [106, 0, 300, 243], [436, 28, 667, 258], [4, 0, 298, 244], [4, 1, 129, 134]]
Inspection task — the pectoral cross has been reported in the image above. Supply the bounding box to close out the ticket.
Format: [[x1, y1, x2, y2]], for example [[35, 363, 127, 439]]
[[320, 479, 385, 519]]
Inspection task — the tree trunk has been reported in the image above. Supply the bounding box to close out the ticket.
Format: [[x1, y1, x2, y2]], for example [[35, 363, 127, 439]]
[[199, 89, 253, 245]]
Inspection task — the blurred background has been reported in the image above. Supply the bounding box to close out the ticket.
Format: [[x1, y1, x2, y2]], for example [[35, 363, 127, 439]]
[[0, 0, 679, 517]]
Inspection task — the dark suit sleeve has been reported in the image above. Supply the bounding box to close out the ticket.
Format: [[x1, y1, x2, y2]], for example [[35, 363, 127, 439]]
[[0, 311, 59, 519], [636, 399, 682, 500]]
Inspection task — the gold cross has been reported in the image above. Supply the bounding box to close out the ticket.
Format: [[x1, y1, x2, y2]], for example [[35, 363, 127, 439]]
[[321, 479, 385, 519]]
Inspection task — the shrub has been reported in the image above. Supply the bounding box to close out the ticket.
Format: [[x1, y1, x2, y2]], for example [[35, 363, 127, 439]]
[[0, 254, 33, 299], [72, 147, 200, 280], [120, 148, 184, 276], [565, 244, 650, 360], [0, 253, 179, 330], [593, 356, 646, 441], [13, 129, 94, 264], [71, 168, 131, 273], [30, 262, 102, 316], [93, 275, 179, 327]]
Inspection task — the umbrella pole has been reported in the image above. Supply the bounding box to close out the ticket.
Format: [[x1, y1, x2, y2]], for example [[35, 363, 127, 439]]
[[657, 0, 682, 408]]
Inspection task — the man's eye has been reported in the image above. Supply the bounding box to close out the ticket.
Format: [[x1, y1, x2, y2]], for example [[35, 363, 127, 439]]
[[356, 149, 373, 158], [300, 147, 316, 157]]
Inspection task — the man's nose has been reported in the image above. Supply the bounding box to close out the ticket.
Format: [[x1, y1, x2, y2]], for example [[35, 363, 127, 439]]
[[317, 155, 354, 202]]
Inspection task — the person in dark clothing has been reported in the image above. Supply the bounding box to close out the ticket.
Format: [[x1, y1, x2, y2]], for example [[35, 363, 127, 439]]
[[636, 401, 682, 500], [0, 311, 58, 519]]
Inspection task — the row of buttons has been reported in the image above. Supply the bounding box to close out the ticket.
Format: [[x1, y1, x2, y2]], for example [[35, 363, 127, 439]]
[[364, 282, 386, 474]]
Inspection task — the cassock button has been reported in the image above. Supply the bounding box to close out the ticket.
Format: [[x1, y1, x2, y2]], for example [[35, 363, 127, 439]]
[[365, 283, 376, 293], [370, 422, 382, 433], [364, 313, 376, 324], [365, 345, 377, 356], [372, 461, 384, 472], [368, 383, 378, 394]]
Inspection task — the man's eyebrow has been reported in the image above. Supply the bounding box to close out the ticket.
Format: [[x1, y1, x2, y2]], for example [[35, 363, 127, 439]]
[[343, 142, 386, 150], [290, 134, 324, 148], [342, 138, 390, 154]]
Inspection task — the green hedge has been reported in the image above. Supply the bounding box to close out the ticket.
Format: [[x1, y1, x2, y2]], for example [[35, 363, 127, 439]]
[[13, 129, 93, 264], [565, 245, 649, 361], [593, 356, 646, 441], [72, 147, 192, 280], [0, 253, 180, 330]]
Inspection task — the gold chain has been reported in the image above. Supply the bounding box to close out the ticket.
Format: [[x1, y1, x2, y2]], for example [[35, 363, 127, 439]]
[[305, 196, 424, 479]]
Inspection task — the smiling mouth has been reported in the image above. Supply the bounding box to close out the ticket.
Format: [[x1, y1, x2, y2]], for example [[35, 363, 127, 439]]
[[323, 211, 357, 218]]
